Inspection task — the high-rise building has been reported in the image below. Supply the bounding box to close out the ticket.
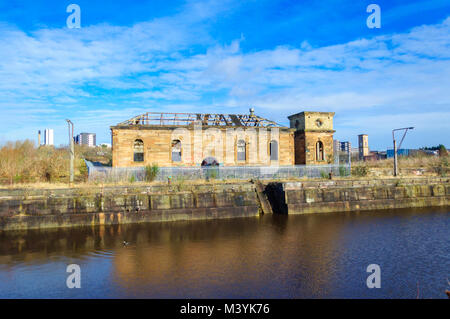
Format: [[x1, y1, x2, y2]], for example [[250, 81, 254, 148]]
[[75, 133, 96, 147], [358, 134, 369, 160], [340, 141, 351, 152], [44, 129, 54, 146]]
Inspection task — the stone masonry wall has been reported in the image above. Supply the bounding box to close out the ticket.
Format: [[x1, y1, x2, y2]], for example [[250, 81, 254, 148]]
[[111, 126, 295, 167], [280, 177, 450, 214], [0, 177, 448, 231], [0, 183, 260, 231]]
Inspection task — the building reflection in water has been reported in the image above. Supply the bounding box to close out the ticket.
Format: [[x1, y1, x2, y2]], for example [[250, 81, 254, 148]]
[[1, 208, 447, 298], [0, 213, 354, 297]]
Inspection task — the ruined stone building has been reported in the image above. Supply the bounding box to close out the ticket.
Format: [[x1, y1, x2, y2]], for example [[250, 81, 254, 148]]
[[110, 110, 335, 167], [288, 111, 336, 165]]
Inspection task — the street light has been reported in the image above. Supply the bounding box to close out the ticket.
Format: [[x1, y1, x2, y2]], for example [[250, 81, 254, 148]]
[[392, 127, 414, 176], [66, 119, 74, 184]]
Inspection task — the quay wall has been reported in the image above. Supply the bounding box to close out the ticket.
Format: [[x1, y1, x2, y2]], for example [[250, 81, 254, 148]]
[[0, 177, 448, 230], [270, 177, 450, 215], [0, 183, 260, 231]]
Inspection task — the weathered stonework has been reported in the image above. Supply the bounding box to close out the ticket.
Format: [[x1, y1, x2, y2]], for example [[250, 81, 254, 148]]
[[110, 110, 337, 168], [0, 183, 261, 231], [277, 177, 450, 214], [111, 126, 295, 167], [0, 177, 448, 231], [288, 111, 335, 165]]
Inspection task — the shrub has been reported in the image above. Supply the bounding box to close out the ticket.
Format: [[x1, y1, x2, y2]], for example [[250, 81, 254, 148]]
[[320, 171, 329, 179], [351, 164, 369, 177], [0, 140, 70, 184], [431, 157, 449, 177], [438, 145, 448, 157], [204, 167, 219, 180], [145, 163, 159, 182], [339, 165, 348, 176], [77, 159, 89, 182]]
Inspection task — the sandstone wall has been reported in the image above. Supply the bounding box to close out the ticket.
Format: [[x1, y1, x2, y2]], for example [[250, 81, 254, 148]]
[[294, 131, 334, 164], [278, 177, 450, 214], [111, 126, 294, 167], [0, 177, 448, 231], [0, 183, 260, 231]]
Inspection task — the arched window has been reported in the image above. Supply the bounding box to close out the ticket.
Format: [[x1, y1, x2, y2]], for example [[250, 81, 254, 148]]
[[134, 139, 144, 162], [237, 139, 246, 161], [270, 140, 278, 161], [316, 141, 324, 161], [172, 139, 182, 162]]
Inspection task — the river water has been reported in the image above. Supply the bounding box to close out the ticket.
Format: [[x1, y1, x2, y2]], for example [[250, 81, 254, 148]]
[[0, 207, 448, 299]]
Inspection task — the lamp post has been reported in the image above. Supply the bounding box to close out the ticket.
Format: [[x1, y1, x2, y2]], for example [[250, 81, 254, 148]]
[[66, 120, 74, 184], [392, 127, 414, 176]]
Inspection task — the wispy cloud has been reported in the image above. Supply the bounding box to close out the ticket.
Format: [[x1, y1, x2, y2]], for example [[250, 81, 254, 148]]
[[0, 1, 448, 149]]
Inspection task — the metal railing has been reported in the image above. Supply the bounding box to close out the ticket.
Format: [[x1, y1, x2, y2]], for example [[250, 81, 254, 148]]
[[87, 163, 351, 183]]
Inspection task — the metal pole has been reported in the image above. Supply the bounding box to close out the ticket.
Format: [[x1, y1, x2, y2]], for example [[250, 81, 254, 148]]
[[66, 120, 74, 184], [393, 139, 398, 177], [392, 127, 414, 177], [348, 144, 351, 173]]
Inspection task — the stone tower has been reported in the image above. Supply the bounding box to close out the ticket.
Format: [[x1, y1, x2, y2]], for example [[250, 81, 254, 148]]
[[288, 111, 335, 165]]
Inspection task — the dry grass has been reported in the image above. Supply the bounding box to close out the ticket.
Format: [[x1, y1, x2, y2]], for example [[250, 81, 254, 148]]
[[0, 178, 256, 190], [362, 155, 442, 168], [0, 140, 111, 185], [352, 154, 449, 177]]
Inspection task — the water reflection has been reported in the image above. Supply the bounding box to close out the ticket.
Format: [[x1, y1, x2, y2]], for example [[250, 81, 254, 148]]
[[0, 207, 448, 298]]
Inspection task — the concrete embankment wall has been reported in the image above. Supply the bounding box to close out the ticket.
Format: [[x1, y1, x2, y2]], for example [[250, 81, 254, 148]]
[[0, 183, 260, 231], [0, 177, 448, 230], [269, 177, 450, 215]]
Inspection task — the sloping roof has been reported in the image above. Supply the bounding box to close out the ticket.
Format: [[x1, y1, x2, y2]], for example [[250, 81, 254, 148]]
[[116, 112, 285, 128]]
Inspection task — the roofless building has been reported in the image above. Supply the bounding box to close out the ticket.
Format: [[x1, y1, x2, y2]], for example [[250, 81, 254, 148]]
[[110, 109, 335, 167]]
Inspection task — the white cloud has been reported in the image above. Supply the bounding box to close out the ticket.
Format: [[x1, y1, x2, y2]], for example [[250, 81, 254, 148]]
[[0, 5, 449, 148]]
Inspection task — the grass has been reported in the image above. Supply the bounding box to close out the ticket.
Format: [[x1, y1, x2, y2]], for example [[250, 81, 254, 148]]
[[145, 163, 160, 182], [352, 154, 449, 177], [0, 140, 111, 185]]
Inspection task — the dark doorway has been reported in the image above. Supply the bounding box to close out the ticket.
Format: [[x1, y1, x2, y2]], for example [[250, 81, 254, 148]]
[[201, 157, 219, 166]]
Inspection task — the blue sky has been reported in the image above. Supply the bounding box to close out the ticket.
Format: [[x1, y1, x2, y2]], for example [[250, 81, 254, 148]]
[[0, 0, 449, 150]]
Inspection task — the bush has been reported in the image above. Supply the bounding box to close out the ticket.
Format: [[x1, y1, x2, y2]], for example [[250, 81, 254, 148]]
[[431, 157, 449, 177], [77, 159, 89, 182], [351, 164, 369, 177], [439, 145, 448, 157], [205, 167, 219, 180], [339, 166, 348, 176], [320, 171, 329, 179], [0, 140, 70, 184], [145, 163, 160, 182]]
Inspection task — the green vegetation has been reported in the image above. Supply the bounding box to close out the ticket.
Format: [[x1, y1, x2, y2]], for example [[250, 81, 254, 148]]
[[339, 165, 348, 177], [431, 156, 449, 177], [145, 163, 160, 182], [206, 168, 219, 180], [351, 164, 369, 177], [438, 145, 448, 157]]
